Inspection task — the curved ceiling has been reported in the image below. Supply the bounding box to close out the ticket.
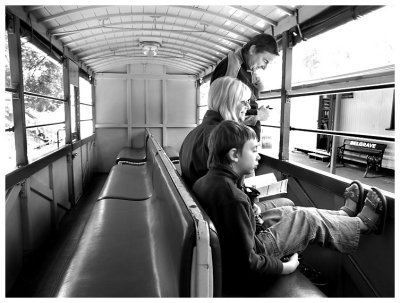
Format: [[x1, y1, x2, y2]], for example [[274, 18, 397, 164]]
[[24, 5, 302, 76]]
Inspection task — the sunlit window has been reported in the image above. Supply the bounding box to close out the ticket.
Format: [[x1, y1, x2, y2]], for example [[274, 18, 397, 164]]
[[292, 6, 395, 84], [21, 38, 63, 98], [5, 32, 17, 173], [258, 98, 281, 158], [21, 39, 65, 162], [70, 84, 77, 137], [79, 76, 94, 139], [5, 32, 11, 88], [198, 80, 210, 124], [5, 92, 16, 173]]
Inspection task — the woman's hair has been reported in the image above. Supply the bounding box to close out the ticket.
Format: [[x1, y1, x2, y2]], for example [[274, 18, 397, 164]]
[[208, 76, 251, 121], [207, 120, 257, 168]]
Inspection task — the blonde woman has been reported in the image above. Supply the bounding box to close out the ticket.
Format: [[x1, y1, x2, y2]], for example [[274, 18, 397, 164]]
[[179, 76, 251, 189]]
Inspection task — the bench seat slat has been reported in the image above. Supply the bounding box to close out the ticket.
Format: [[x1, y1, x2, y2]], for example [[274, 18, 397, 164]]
[[116, 147, 147, 164], [57, 199, 162, 297], [98, 164, 152, 201], [163, 146, 180, 162]]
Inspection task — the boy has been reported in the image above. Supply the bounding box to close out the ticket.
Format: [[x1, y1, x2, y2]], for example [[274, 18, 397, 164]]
[[192, 120, 386, 296]]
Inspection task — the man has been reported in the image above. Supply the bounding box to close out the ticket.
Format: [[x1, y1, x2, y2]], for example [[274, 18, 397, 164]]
[[211, 33, 279, 140]]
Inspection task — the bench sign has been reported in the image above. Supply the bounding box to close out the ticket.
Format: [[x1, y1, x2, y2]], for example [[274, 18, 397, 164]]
[[349, 141, 376, 149]]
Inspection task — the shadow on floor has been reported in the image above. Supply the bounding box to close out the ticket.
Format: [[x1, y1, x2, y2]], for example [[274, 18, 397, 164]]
[[7, 173, 108, 297]]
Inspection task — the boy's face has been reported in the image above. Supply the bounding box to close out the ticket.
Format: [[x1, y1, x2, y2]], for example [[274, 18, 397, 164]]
[[237, 138, 261, 175]]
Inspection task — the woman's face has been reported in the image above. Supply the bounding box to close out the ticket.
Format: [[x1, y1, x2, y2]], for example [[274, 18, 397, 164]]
[[237, 104, 248, 122], [236, 91, 251, 122]]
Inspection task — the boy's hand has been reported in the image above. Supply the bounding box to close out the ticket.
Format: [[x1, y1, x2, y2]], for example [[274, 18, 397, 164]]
[[253, 203, 261, 216], [281, 253, 299, 275]]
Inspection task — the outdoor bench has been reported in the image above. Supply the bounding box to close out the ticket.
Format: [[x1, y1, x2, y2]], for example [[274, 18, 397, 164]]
[[337, 139, 386, 177]]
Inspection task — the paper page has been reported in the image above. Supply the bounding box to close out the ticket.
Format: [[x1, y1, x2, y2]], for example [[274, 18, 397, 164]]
[[243, 173, 277, 188]]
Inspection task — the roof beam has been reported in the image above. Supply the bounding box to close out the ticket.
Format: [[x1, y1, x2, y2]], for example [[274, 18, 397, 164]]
[[275, 6, 296, 16], [82, 45, 214, 66], [79, 40, 221, 64], [92, 58, 200, 74], [48, 11, 249, 43], [38, 5, 110, 22], [230, 6, 278, 26], [70, 33, 230, 60], [24, 6, 45, 13], [173, 6, 263, 34], [59, 23, 243, 50], [85, 50, 208, 70]]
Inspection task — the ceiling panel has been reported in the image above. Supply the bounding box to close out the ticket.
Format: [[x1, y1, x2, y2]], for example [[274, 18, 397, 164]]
[[23, 5, 307, 76]]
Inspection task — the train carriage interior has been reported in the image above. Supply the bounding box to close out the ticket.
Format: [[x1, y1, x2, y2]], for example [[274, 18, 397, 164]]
[[4, 3, 396, 298]]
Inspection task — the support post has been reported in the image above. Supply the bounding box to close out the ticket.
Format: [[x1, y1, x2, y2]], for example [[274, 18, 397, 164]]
[[329, 94, 342, 174], [63, 59, 75, 207], [8, 16, 28, 167], [127, 65, 132, 146], [279, 31, 293, 161]]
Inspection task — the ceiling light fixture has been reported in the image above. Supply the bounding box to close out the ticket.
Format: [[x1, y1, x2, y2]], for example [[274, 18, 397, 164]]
[[139, 41, 161, 56]]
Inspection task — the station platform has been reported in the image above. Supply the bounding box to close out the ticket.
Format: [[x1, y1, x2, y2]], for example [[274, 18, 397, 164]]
[[289, 149, 394, 193]]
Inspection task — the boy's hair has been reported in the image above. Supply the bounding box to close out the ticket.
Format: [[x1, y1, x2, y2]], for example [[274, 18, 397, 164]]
[[207, 120, 257, 168], [242, 33, 279, 56], [208, 76, 251, 122]]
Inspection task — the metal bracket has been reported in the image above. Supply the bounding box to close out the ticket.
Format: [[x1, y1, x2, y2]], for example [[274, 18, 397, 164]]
[[19, 180, 27, 198], [6, 14, 15, 34], [295, 9, 305, 41]]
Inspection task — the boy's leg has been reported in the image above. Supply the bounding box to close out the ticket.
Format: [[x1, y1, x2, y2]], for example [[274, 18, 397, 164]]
[[257, 179, 362, 216], [259, 206, 361, 259], [256, 198, 295, 214]]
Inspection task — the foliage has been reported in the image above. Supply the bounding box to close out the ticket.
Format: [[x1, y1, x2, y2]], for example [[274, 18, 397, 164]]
[[21, 40, 64, 112], [5, 34, 64, 114]]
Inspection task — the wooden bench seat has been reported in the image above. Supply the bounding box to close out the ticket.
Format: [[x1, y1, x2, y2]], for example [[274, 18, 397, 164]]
[[55, 129, 325, 298], [163, 146, 180, 163], [115, 146, 147, 165], [57, 198, 160, 297], [97, 163, 152, 201]]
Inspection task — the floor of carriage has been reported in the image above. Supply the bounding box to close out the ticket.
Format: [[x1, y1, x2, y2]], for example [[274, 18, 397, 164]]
[[7, 173, 109, 297]]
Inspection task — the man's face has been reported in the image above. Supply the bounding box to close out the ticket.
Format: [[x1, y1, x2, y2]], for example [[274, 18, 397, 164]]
[[247, 45, 277, 71], [237, 138, 261, 175]]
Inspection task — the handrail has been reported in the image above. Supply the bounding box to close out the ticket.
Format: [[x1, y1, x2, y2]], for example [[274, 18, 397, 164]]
[[289, 127, 394, 143], [5, 134, 95, 189], [261, 124, 394, 143], [26, 121, 65, 129], [259, 65, 394, 100], [24, 91, 66, 102]]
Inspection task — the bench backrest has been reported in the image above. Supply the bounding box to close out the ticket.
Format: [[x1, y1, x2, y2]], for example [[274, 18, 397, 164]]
[[56, 129, 217, 297], [342, 139, 386, 154], [146, 129, 221, 296]]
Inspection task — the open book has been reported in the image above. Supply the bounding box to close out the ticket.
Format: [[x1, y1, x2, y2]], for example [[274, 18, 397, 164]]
[[243, 173, 288, 201]]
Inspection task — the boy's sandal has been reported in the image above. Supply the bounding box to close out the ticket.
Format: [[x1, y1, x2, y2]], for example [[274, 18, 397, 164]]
[[340, 180, 365, 216], [357, 187, 387, 234]]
